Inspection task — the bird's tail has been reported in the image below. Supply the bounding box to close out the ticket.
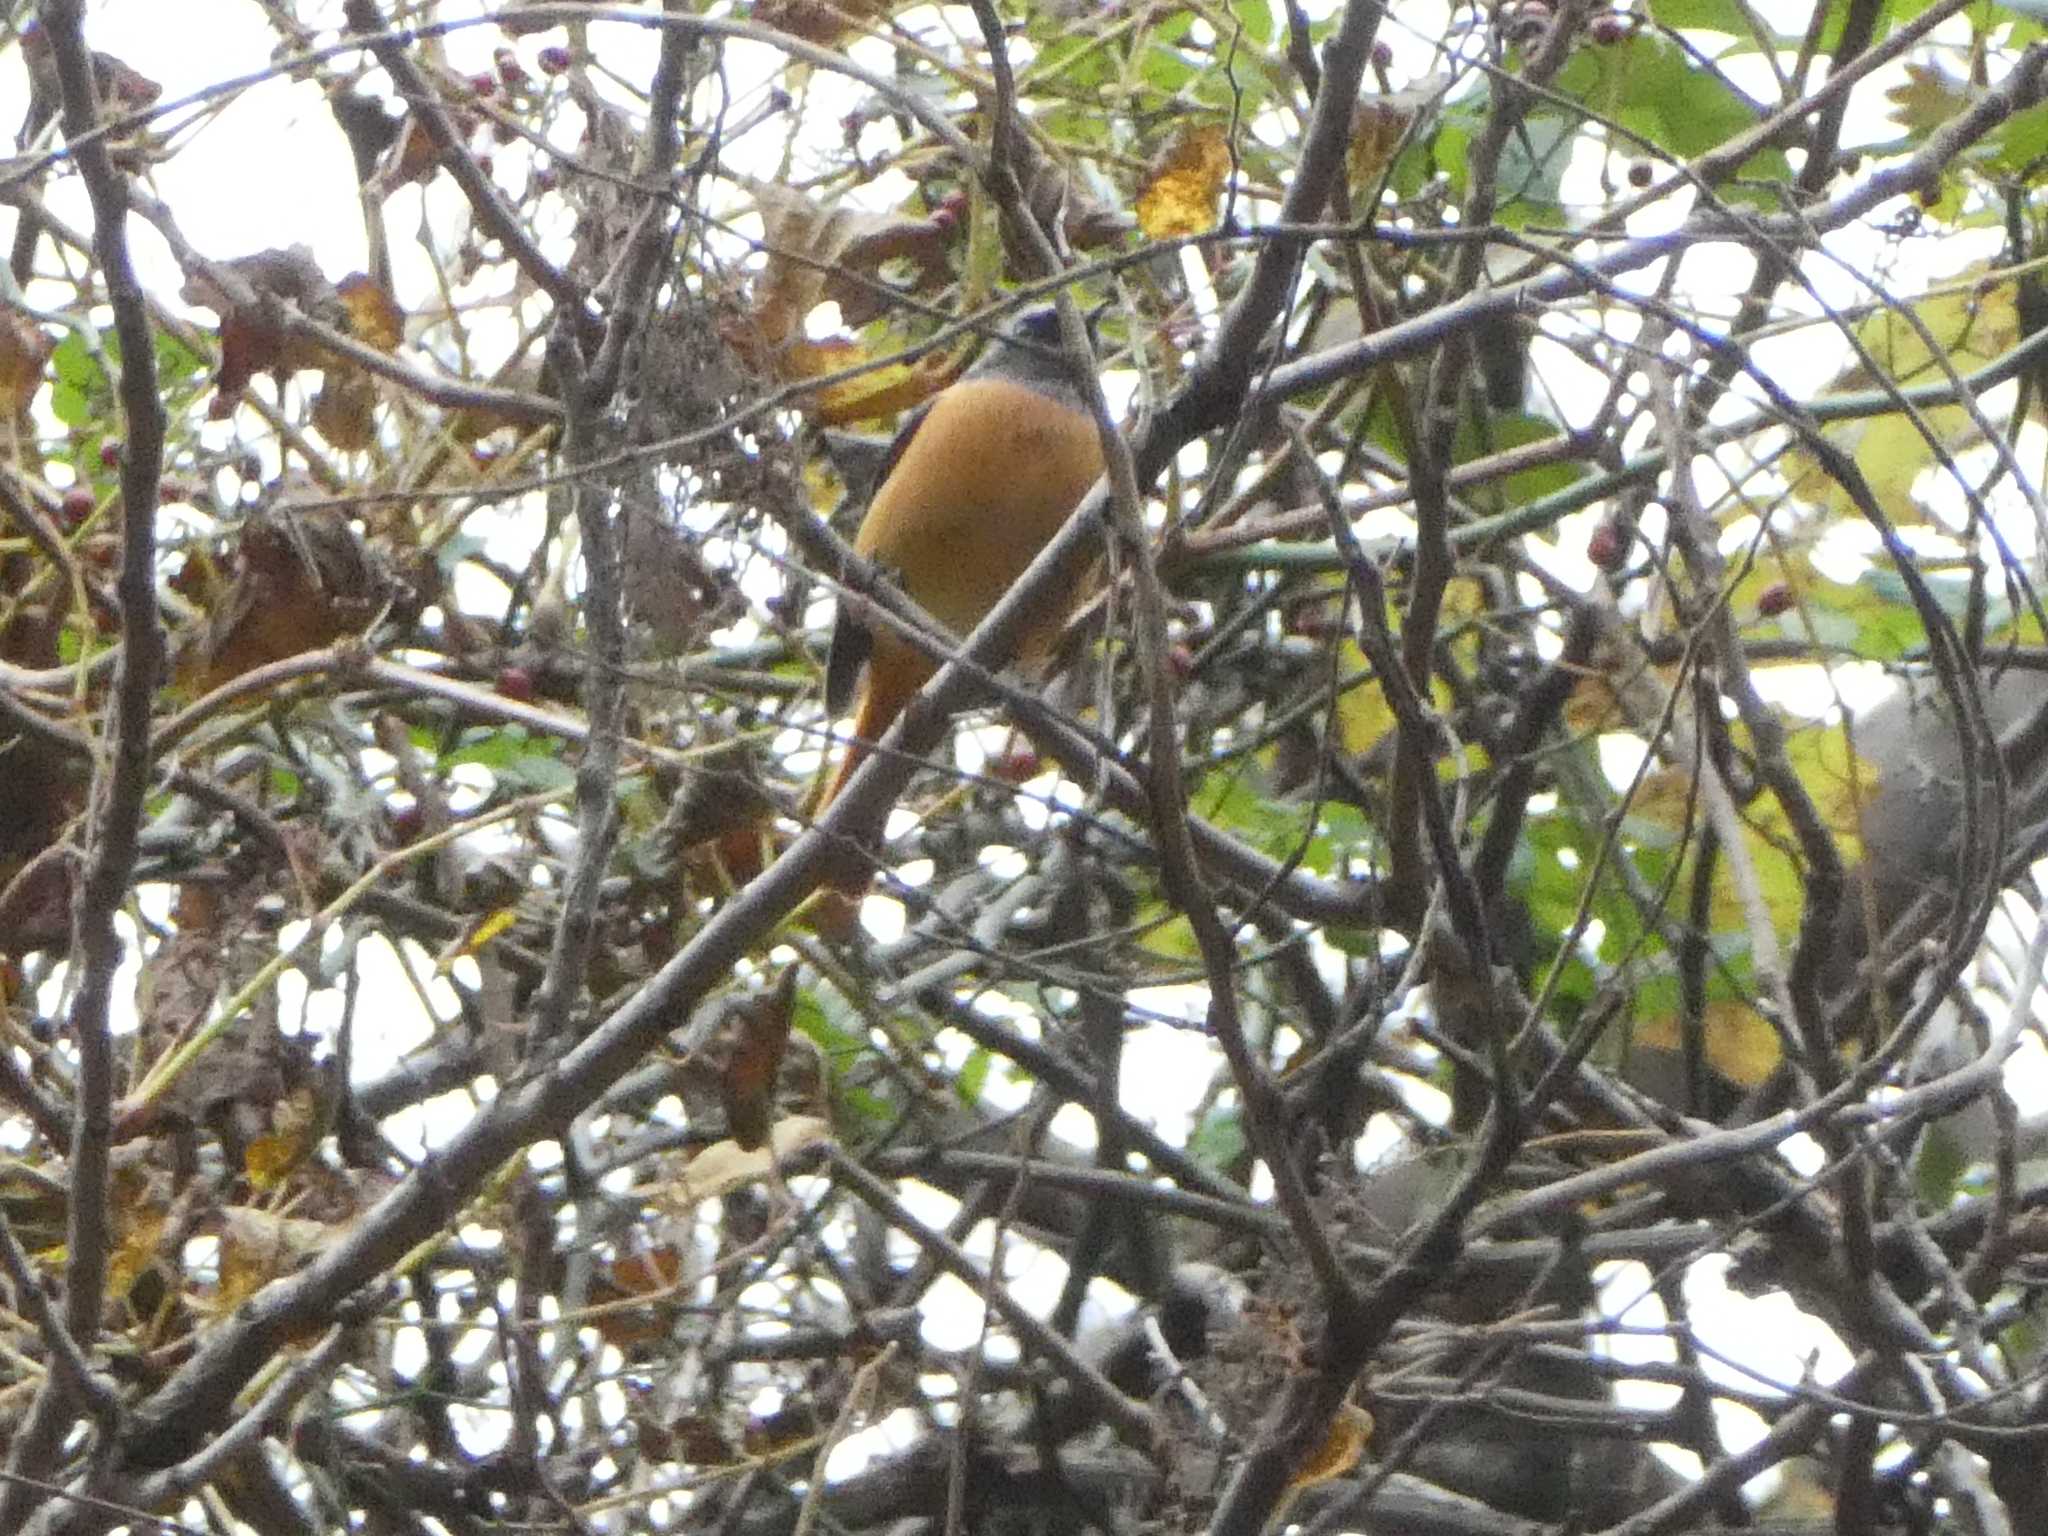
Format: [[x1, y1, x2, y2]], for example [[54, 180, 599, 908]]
[[802, 663, 922, 935]]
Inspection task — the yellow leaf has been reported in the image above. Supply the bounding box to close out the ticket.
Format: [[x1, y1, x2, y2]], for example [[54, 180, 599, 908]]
[[1636, 1001, 1783, 1087], [107, 1204, 167, 1300], [794, 336, 956, 426], [1137, 125, 1230, 240], [1784, 265, 2018, 520], [1782, 721, 1879, 858], [1620, 767, 1698, 838], [1335, 641, 1396, 756], [212, 1207, 335, 1315], [107, 1169, 169, 1299], [1349, 92, 1424, 188], [437, 906, 521, 973], [245, 1086, 321, 1191], [1280, 1402, 1375, 1514], [1699, 715, 1878, 945], [334, 272, 405, 352], [1885, 61, 1975, 134]]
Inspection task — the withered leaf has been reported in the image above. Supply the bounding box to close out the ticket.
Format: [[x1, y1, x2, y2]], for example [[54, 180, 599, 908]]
[[1137, 124, 1230, 241], [0, 305, 53, 418], [720, 969, 799, 1151], [181, 498, 389, 690]]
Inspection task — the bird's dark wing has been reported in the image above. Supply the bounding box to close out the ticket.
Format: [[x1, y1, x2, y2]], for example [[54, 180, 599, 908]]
[[824, 402, 931, 717], [824, 603, 873, 717]]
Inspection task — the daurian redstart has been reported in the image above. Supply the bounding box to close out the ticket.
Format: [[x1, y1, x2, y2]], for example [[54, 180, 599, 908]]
[[812, 304, 1105, 910]]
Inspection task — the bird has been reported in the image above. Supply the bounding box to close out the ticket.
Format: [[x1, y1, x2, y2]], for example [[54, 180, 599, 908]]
[[810, 303, 1106, 912]]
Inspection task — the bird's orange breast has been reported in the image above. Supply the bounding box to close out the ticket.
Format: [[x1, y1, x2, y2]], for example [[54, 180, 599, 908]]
[[854, 376, 1103, 644]]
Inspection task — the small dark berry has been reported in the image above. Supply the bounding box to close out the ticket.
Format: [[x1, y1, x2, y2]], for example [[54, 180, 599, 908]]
[[59, 487, 94, 528], [468, 72, 497, 98], [1167, 644, 1196, 680], [99, 439, 122, 469], [1288, 605, 1340, 640], [1756, 581, 1795, 618], [495, 47, 528, 86], [1371, 40, 1394, 70], [390, 804, 426, 841], [1588, 10, 1628, 46], [1628, 161, 1654, 189], [1587, 522, 1626, 572], [537, 45, 572, 74], [496, 665, 537, 702], [990, 747, 1041, 784]]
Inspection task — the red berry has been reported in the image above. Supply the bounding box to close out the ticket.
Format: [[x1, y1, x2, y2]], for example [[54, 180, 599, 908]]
[[990, 747, 1041, 784], [1588, 10, 1628, 45], [468, 72, 497, 98], [537, 45, 572, 75], [99, 439, 122, 468], [59, 487, 94, 528], [496, 665, 537, 702], [1628, 161, 1654, 189], [1371, 40, 1393, 70], [495, 47, 528, 86], [1587, 522, 1626, 571], [1756, 581, 1795, 617]]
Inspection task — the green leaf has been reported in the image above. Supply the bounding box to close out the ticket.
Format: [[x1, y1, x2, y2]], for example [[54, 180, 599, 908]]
[[1453, 411, 1588, 507], [1494, 111, 1574, 228], [1189, 1104, 1246, 1171], [955, 1045, 992, 1106], [1646, 0, 1755, 31], [51, 332, 106, 392], [1914, 1121, 1970, 1208], [1138, 907, 1201, 963], [442, 726, 573, 792], [1195, 772, 1315, 862], [49, 382, 89, 428], [153, 326, 205, 387], [1557, 32, 1788, 203], [794, 992, 866, 1066]]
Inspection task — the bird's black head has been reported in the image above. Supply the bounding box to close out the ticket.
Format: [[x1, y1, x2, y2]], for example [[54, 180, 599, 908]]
[[965, 298, 1105, 392], [1006, 304, 1067, 347]]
